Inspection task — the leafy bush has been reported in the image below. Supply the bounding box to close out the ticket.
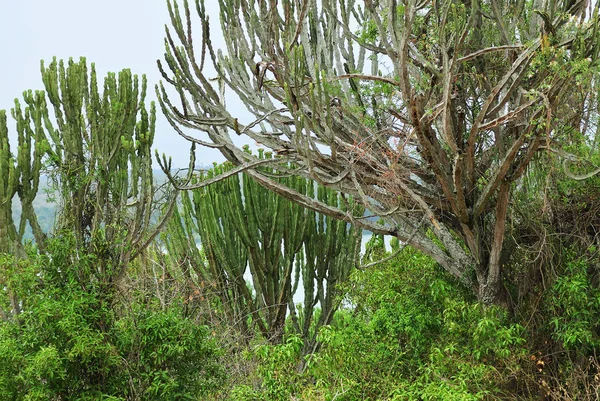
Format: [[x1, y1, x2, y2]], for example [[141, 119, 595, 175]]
[[229, 335, 305, 401], [306, 246, 528, 400], [546, 250, 600, 352], [0, 236, 224, 400], [223, 245, 529, 401]]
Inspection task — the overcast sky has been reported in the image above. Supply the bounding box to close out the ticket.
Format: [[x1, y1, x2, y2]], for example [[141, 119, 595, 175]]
[[0, 0, 227, 167]]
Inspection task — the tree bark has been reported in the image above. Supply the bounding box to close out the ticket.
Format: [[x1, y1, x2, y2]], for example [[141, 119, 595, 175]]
[[479, 182, 511, 305]]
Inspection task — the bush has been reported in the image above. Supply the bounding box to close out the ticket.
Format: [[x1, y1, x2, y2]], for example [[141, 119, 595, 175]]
[[0, 237, 224, 400], [306, 246, 528, 400], [546, 250, 600, 352], [229, 335, 305, 401]]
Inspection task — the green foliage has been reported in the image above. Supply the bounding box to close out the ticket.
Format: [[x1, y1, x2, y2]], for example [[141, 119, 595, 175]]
[[232, 246, 528, 401], [251, 335, 305, 401], [357, 19, 379, 45], [221, 245, 530, 400], [116, 303, 225, 400], [546, 250, 600, 352], [228, 334, 312, 401], [0, 236, 224, 400]]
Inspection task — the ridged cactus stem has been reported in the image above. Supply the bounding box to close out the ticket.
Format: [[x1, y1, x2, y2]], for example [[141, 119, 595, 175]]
[[163, 149, 363, 346], [21, 57, 173, 284], [0, 110, 20, 256]]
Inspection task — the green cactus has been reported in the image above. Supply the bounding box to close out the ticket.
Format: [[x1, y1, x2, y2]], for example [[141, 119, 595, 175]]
[[14, 92, 48, 250], [0, 110, 21, 257], [163, 151, 362, 345], [1, 94, 50, 318], [300, 187, 362, 350], [0, 93, 49, 257], [31, 57, 171, 281], [1, 57, 173, 286]]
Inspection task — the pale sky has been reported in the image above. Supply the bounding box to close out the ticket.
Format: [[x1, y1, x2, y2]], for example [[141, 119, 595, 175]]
[[0, 0, 226, 167]]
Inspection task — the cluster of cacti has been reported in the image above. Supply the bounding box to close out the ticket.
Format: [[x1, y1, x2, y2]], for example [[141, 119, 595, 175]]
[[0, 91, 48, 257], [163, 148, 362, 345], [34, 57, 172, 280], [0, 57, 172, 287]]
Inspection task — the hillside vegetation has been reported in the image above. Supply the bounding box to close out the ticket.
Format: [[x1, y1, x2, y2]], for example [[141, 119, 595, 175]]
[[2, 0, 600, 399]]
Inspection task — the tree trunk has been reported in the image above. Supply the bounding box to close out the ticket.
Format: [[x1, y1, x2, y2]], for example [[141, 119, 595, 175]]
[[476, 182, 511, 305]]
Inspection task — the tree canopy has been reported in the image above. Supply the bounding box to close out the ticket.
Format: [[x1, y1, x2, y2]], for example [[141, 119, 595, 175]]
[[158, 0, 600, 303]]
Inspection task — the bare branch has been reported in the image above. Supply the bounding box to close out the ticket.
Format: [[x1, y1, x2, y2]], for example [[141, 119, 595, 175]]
[[329, 74, 401, 87], [457, 45, 525, 63], [359, 217, 426, 270]]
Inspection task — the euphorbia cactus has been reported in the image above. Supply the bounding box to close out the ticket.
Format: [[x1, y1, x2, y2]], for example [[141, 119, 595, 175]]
[[163, 149, 362, 346], [0, 91, 48, 257], [33, 57, 176, 281], [1, 57, 174, 285]]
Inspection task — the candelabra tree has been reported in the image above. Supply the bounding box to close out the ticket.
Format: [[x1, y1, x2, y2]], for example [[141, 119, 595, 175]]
[[162, 149, 362, 345], [0, 93, 51, 319], [34, 57, 177, 284], [0, 93, 48, 257], [159, 0, 600, 304], [1, 57, 175, 292]]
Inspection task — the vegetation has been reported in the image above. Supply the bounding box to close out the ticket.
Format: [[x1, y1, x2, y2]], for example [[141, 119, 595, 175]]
[[0, 238, 224, 400], [158, 0, 600, 305], [1, 0, 600, 399], [162, 150, 363, 347]]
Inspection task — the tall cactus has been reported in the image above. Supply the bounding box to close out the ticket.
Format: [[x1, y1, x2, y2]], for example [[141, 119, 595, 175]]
[[13, 92, 48, 250], [0, 110, 20, 257], [300, 185, 361, 349], [163, 149, 362, 345], [1, 92, 52, 319], [31, 57, 174, 281], [0, 109, 23, 320], [1, 57, 173, 285], [0, 91, 48, 257]]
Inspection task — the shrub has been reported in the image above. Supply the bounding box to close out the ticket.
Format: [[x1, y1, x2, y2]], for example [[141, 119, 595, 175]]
[[0, 237, 224, 400], [307, 246, 528, 400]]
